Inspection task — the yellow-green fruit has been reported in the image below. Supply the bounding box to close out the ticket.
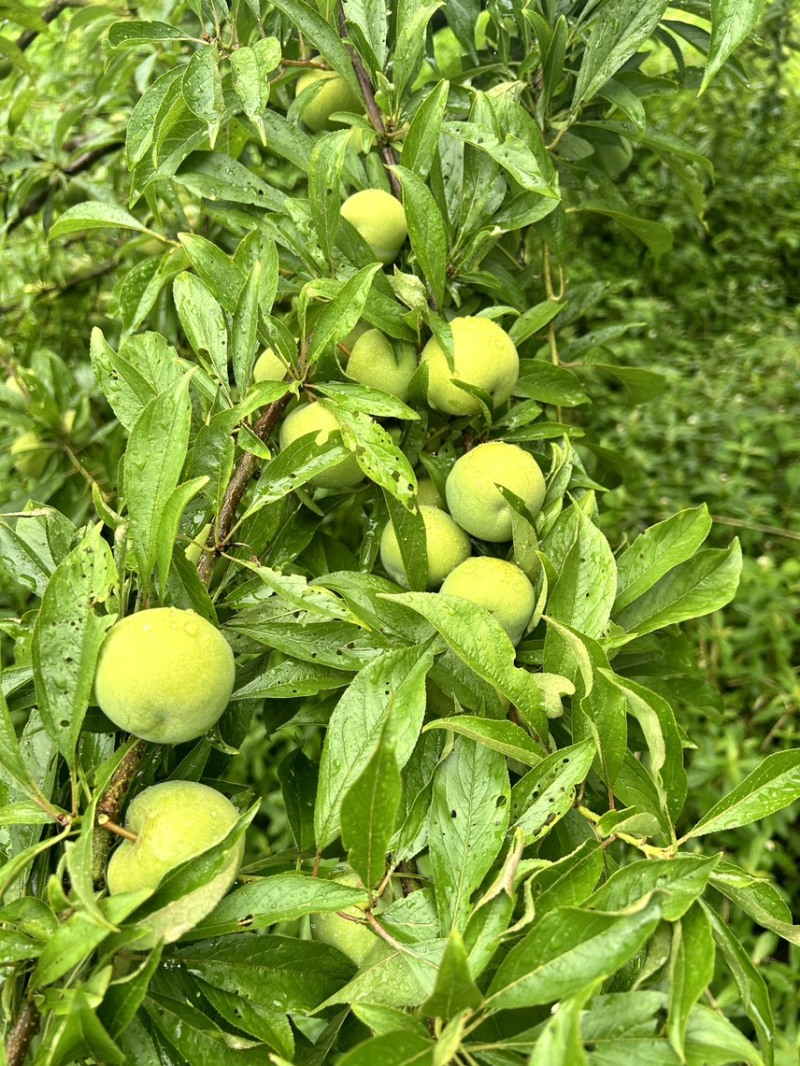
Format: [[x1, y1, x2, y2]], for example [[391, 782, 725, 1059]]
[[310, 868, 376, 966], [416, 478, 445, 509], [340, 320, 370, 355], [380, 505, 470, 589], [420, 317, 519, 416], [440, 557, 536, 645], [11, 431, 48, 478], [445, 442, 546, 542], [94, 607, 235, 744], [6, 377, 25, 399], [278, 401, 362, 490], [346, 329, 417, 401], [253, 347, 288, 383], [106, 780, 243, 944], [340, 190, 408, 265], [295, 69, 360, 132]]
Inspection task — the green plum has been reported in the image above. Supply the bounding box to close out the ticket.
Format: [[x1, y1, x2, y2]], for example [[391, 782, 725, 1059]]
[[345, 329, 417, 400], [420, 316, 519, 416], [278, 401, 362, 490], [380, 505, 471, 589], [340, 189, 408, 264], [440, 556, 536, 645], [445, 441, 546, 541]]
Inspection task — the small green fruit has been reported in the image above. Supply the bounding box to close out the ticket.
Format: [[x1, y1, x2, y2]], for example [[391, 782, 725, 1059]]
[[94, 607, 235, 744], [11, 431, 48, 478], [310, 868, 376, 966], [380, 505, 471, 589], [420, 317, 519, 416], [346, 329, 417, 401], [416, 478, 446, 509], [440, 557, 536, 645], [340, 189, 408, 265], [106, 780, 243, 944], [278, 401, 362, 490], [295, 69, 360, 132], [253, 347, 288, 383], [446, 442, 546, 542]]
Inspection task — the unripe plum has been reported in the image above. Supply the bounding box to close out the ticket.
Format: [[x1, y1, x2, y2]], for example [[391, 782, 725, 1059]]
[[420, 317, 519, 416], [440, 556, 536, 645], [253, 347, 288, 383], [295, 69, 361, 132], [380, 504, 470, 589], [446, 441, 546, 542], [278, 401, 362, 489], [340, 189, 408, 265], [11, 430, 48, 478], [346, 329, 416, 400], [106, 780, 243, 944], [94, 607, 235, 744], [416, 478, 446, 509], [310, 867, 376, 966]]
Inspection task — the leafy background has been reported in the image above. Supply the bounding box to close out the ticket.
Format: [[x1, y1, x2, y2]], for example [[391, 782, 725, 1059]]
[[1, 0, 799, 1064]]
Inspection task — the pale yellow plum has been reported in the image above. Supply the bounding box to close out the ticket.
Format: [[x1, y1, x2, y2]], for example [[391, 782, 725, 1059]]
[[11, 431, 48, 478], [420, 317, 519, 416], [94, 607, 235, 744], [446, 441, 546, 542], [340, 190, 408, 265], [416, 478, 446, 509], [380, 505, 470, 589], [310, 867, 377, 966], [106, 780, 243, 944], [440, 556, 536, 645], [295, 70, 361, 132], [346, 329, 416, 401], [278, 401, 362, 490], [253, 347, 288, 383]]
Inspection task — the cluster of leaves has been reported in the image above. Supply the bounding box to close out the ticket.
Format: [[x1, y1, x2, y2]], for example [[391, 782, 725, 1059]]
[[2, 1, 799, 1065]]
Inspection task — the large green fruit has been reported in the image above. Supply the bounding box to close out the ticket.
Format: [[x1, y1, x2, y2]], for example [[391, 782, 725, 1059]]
[[346, 329, 417, 400], [10, 430, 48, 478], [416, 478, 445, 509], [440, 556, 536, 645], [94, 607, 235, 744], [310, 868, 377, 966], [420, 317, 519, 415], [253, 347, 288, 383], [295, 69, 360, 132], [446, 441, 546, 542], [106, 780, 243, 944], [340, 189, 408, 264], [278, 401, 362, 490], [380, 505, 471, 589]]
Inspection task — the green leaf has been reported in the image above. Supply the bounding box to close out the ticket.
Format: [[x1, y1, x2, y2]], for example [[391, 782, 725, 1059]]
[[50, 202, 153, 240], [710, 861, 800, 946], [309, 132, 351, 263], [446, 121, 560, 198], [338, 1031, 435, 1066], [527, 839, 605, 916], [31, 525, 116, 765], [178, 233, 245, 313], [485, 894, 663, 1013], [702, 0, 765, 93], [230, 37, 280, 144], [0, 666, 46, 803], [510, 739, 596, 844], [182, 44, 224, 146], [189, 872, 368, 940], [509, 300, 563, 345], [577, 200, 673, 258], [421, 930, 481, 1020], [516, 361, 589, 407], [385, 592, 574, 741], [231, 262, 261, 389], [315, 644, 433, 848], [341, 731, 402, 893], [402, 80, 449, 179], [156, 476, 208, 599], [614, 506, 713, 612], [393, 0, 443, 100], [612, 540, 742, 639], [383, 493, 428, 591], [108, 20, 189, 49], [176, 151, 285, 211], [125, 375, 193, 597], [306, 265, 383, 367], [573, 0, 669, 108], [126, 67, 184, 167], [590, 855, 719, 921], [529, 981, 598, 1066], [343, 0, 388, 71], [667, 903, 715, 1059], [269, 0, 361, 96], [168, 935, 355, 1013], [428, 736, 509, 933], [685, 1004, 764, 1066], [391, 165, 448, 311], [423, 715, 544, 766], [688, 749, 800, 838]]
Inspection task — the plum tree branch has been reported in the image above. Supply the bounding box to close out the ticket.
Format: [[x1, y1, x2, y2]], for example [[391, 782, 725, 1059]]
[[16, 0, 84, 52], [5, 999, 39, 1066], [93, 739, 148, 884], [337, 2, 402, 200], [197, 392, 293, 585]]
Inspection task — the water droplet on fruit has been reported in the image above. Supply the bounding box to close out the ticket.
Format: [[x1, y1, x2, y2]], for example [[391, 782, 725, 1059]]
[[184, 622, 198, 636]]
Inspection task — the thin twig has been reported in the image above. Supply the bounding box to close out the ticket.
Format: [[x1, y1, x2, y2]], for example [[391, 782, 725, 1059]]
[[5, 999, 39, 1066], [17, 0, 83, 51], [0, 261, 118, 317], [197, 393, 293, 585], [337, 2, 401, 200]]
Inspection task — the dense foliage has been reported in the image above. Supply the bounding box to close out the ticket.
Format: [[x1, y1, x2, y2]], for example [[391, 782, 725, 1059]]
[[1, 1, 798, 1064]]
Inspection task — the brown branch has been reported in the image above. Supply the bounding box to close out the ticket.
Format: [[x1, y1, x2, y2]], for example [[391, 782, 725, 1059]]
[[7, 142, 124, 234], [5, 999, 39, 1066], [93, 739, 148, 884], [337, 2, 402, 200], [17, 0, 83, 52], [0, 261, 118, 317], [197, 393, 293, 585]]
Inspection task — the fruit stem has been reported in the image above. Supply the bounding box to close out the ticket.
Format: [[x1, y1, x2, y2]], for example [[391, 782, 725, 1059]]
[[96, 815, 138, 843]]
